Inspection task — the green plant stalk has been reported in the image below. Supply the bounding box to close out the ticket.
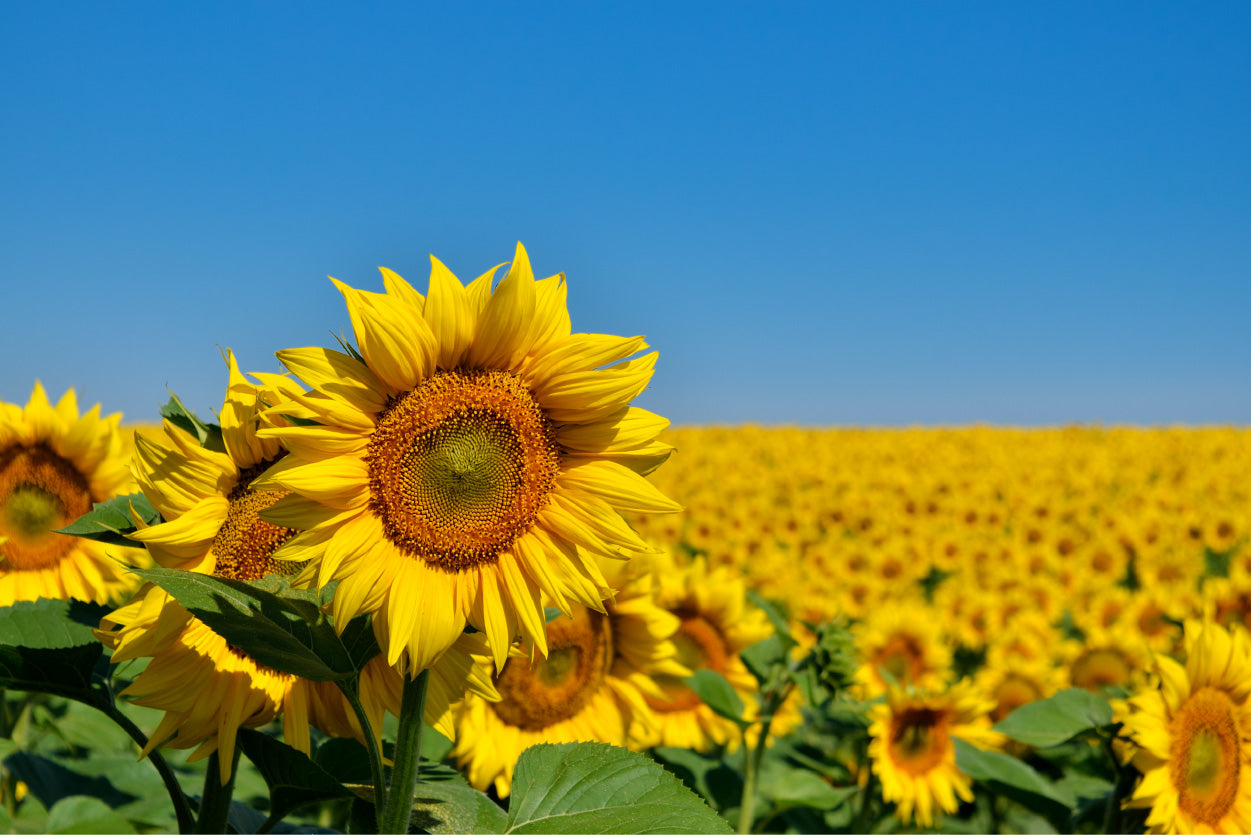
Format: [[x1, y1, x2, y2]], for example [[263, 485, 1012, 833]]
[[379, 668, 430, 835], [196, 746, 241, 834], [106, 703, 196, 834], [337, 676, 387, 824], [1102, 736, 1137, 835], [736, 712, 774, 835]]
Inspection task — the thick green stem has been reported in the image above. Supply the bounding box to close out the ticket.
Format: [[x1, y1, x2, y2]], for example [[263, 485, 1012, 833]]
[[379, 669, 430, 835], [106, 704, 196, 834], [337, 677, 387, 826], [195, 747, 241, 834], [1102, 737, 1137, 835], [737, 713, 775, 835]]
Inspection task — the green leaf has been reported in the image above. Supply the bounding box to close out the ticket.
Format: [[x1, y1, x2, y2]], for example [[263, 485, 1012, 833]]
[[45, 796, 137, 834], [236, 728, 355, 820], [159, 392, 225, 454], [954, 738, 1073, 829], [746, 592, 796, 653], [0, 643, 106, 705], [505, 742, 731, 833], [55, 493, 159, 547], [740, 634, 786, 687], [763, 767, 856, 812], [994, 689, 1114, 748], [130, 566, 375, 681], [684, 669, 748, 728], [3, 752, 138, 812], [0, 599, 110, 648], [411, 778, 508, 834], [651, 748, 742, 813]]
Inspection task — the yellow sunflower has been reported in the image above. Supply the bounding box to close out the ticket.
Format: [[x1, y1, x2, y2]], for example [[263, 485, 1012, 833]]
[[1121, 620, 1251, 834], [853, 600, 953, 698], [254, 243, 678, 675], [631, 550, 792, 752], [452, 557, 685, 797], [98, 354, 311, 783], [868, 681, 1003, 828], [0, 382, 144, 605]]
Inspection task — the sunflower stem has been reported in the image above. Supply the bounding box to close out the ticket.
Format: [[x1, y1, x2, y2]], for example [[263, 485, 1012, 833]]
[[196, 746, 241, 834], [380, 668, 429, 835], [337, 677, 387, 827], [1101, 735, 1136, 835], [106, 702, 196, 834]]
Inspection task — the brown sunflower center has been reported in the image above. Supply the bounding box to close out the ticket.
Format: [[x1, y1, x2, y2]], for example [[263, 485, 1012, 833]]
[[0, 443, 92, 570], [210, 462, 299, 581], [992, 673, 1044, 722], [1170, 686, 1241, 825], [1070, 647, 1133, 691], [491, 606, 612, 731], [647, 612, 729, 713], [366, 370, 559, 573], [874, 633, 927, 686], [889, 706, 951, 775]]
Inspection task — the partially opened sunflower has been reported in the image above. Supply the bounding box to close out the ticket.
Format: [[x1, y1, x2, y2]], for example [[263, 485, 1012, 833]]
[[0, 382, 143, 604], [255, 243, 678, 675]]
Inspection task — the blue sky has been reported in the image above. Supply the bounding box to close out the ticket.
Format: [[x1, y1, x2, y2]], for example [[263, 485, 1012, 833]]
[[2, 2, 1248, 426]]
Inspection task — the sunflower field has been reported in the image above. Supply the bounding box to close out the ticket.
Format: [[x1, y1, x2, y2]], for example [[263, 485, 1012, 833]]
[[0, 244, 1248, 834]]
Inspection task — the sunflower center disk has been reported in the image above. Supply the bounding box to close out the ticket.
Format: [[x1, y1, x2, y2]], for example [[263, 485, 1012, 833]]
[[491, 607, 612, 731], [1070, 647, 1132, 691], [648, 613, 729, 713], [1172, 686, 1241, 823], [367, 371, 559, 572], [890, 707, 950, 775], [211, 464, 299, 581], [0, 443, 92, 570]]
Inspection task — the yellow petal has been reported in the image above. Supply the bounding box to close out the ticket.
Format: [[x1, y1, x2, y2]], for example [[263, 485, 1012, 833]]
[[331, 277, 437, 393], [466, 242, 536, 370], [276, 346, 388, 415], [425, 255, 475, 370]]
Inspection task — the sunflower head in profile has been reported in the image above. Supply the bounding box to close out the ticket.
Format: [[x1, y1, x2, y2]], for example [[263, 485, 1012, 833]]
[[254, 243, 679, 676], [0, 382, 143, 604], [868, 680, 1003, 828], [452, 556, 686, 797], [1121, 620, 1251, 834], [97, 353, 312, 784]]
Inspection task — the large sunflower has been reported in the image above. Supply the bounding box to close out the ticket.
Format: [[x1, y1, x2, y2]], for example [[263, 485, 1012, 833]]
[[452, 557, 686, 797], [868, 681, 1002, 828], [1121, 620, 1251, 833], [254, 243, 678, 675], [0, 382, 142, 604]]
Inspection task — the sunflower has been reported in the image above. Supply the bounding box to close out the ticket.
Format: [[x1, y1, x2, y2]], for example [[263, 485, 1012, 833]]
[[254, 243, 678, 676], [868, 681, 1003, 828], [853, 600, 953, 698], [1121, 620, 1251, 833], [98, 354, 313, 784], [631, 550, 795, 752], [1060, 620, 1153, 695], [0, 382, 143, 604], [452, 557, 685, 797]]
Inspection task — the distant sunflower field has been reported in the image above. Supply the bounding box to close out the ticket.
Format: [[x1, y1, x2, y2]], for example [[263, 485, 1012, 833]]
[[0, 244, 1247, 834]]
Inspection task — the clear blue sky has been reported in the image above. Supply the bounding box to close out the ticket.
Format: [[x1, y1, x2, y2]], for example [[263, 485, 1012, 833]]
[[2, 2, 1248, 426]]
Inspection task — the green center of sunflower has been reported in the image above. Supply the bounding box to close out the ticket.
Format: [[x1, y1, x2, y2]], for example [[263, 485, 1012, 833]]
[[491, 606, 612, 731], [210, 461, 300, 581], [0, 443, 92, 569], [1171, 686, 1241, 824], [367, 370, 559, 572]]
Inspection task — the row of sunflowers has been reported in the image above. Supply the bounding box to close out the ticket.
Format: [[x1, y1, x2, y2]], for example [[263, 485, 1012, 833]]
[[0, 243, 1247, 833]]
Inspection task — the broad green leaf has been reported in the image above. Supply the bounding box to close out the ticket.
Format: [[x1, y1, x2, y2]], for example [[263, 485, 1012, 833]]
[[0, 599, 110, 648], [45, 796, 137, 834], [746, 592, 796, 653], [741, 634, 786, 687], [55, 493, 159, 547], [411, 778, 508, 834], [684, 669, 748, 728], [159, 392, 225, 453], [994, 689, 1114, 748], [422, 726, 455, 763], [236, 728, 355, 820], [0, 644, 105, 705], [0, 792, 49, 834], [130, 566, 372, 681], [954, 738, 1073, 829], [2, 752, 138, 811], [506, 742, 731, 833], [760, 765, 856, 811]]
